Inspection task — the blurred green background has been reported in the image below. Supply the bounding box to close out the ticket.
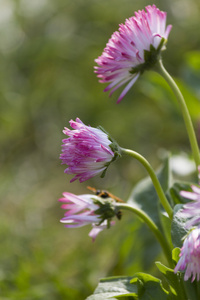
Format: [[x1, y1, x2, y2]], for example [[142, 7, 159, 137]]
[[1, 0, 200, 299]]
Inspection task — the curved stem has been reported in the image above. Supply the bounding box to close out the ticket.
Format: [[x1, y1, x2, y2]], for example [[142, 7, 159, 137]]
[[155, 59, 200, 171], [121, 148, 173, 219], [116, 202, 173, 267]]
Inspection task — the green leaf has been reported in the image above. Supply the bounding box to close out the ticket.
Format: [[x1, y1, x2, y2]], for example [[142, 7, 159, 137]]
[[86, 274, 169, 300], [156, 259, 199, 300], [172, 248, 181, 264], [155, 262, 184, 299], [171, 204, 189, 248], [128, 157, 171, 232], [86, 276, 137, 300], [130, 272, 168, 300], [167, 182, 193, 205], [114, 295, 137, 300]]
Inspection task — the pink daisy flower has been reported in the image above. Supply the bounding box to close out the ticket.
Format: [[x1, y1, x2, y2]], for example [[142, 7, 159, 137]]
[[180, 185, 200, 229], [95, 4, 172, 103], [59, 192, 116, 241], [174, 228, 200, 282], [60, 118, 120, 183]]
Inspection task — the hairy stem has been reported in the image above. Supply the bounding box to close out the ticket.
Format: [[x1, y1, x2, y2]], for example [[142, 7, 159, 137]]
[[116, 203, 173, 267], [121, 148, 173, 219], [155, 59, 200, 172]]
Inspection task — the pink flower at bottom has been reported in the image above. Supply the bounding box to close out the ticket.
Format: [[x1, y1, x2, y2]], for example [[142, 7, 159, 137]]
[[59, 192, 116, 241], [60, 118, 119, 183], [95, 4, 172, 103], [174, 228, 200, 282]]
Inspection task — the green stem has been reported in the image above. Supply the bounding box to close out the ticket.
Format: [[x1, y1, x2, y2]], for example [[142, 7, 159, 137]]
[[116, 202, 173, 267], [121, 148, 173, 219], [155, 59, 200, 171]]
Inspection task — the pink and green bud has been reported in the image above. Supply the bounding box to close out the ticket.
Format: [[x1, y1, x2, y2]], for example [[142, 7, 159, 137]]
[[59, 192, 120, 241], [60, 118, 121, 183]]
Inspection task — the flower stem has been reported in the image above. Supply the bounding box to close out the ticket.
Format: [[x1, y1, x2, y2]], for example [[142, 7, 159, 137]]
[[121, 148, 173, 219], [155, 59, 200, 171], [116, 202, 173, 267]]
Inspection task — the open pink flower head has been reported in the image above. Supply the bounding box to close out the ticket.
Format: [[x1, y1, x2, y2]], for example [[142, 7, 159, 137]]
[[95, 4, 172, 103], [180, 166, 200, 228], [174, 228, 200, 282], [59, 192, 116, 241], [60, 118, 120, 183], [180, 185, 200, 229]]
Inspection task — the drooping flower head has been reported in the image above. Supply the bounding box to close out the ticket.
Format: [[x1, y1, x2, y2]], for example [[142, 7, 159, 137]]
[[60, 118, 121, 183], [95, 4, 172, 103], [59, 192, 120, 241], [174, 228, 200, 282]]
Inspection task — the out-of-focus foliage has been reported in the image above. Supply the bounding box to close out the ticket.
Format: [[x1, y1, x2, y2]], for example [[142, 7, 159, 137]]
[[0, 0, 200, 299]]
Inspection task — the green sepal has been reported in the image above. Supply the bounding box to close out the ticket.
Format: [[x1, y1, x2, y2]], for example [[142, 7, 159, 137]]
[[97, 125, 121, 178], [130, 38, 166, 75], [97, 125, 121, 156], [100, 150, 121, 179], [93, 197, 121, 227]]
